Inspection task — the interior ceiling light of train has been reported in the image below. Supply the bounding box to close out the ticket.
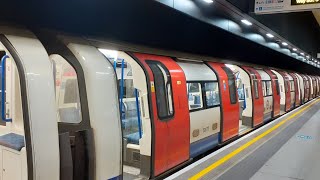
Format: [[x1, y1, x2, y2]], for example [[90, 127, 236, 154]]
[[159, 0, 320, 69]]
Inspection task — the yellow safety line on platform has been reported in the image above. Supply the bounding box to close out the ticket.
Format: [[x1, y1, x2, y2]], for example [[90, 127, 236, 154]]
[[189, 99, 320, 180]]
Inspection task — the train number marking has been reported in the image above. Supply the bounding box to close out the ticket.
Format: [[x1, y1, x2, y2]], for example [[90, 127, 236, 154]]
[[203, 126, 209, 133]]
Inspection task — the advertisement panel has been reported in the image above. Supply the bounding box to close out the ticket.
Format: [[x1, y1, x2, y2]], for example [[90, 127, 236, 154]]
[[255, 0, 320, 14]]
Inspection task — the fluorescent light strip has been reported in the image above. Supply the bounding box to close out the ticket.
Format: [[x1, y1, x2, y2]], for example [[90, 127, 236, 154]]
[[282, 42, 288, 46], [293, 48, 297, 51]]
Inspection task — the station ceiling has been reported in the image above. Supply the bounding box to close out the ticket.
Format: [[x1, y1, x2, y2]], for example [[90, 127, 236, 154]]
[[0, 0, 319, 74]]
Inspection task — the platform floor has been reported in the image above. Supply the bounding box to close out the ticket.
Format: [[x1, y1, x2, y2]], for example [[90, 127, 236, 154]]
[[166, 98, 320, 180]]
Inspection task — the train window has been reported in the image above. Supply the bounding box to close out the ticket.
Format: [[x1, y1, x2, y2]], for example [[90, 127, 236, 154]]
[[146, 61, 174, 120], [266, 81, 273, 96], [51, 55, 82, 124], [262, 81, 267, 97], [204, 82, 220, 107], [275, 80, 280, 95], [187, 82, 203, 110], [222, 67, 237, 104], [285, 81, 289, 93], [290, 80, 295, 92], [253, 80, 259, 99]]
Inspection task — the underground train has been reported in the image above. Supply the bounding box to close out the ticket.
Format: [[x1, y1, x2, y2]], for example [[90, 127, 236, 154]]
[[0, 27, 319, 180]]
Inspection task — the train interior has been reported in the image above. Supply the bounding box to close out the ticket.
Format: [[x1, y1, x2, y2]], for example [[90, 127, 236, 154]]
[[99, 49, 151, 178], [0, 45, 27, 180], [51, 54, 81, 124], [225, 64, 253, 134]]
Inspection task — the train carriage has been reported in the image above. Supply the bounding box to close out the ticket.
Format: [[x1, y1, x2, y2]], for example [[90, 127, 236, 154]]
[[295, 73, 305, 105], [286, 73, 296, 109], [0, 28, 60, 180], [177, 60, 221, 158], [289, 73, 301, 107], [271, 70, 291, 114], [256, 69, 273, 122], [301, 74, 310, 102], [307, 75, 314, 99], [206, 62, 239, 141], [225, 65, 264, 132], [317, 76, 320, 96], [264, 69, 281, 118]]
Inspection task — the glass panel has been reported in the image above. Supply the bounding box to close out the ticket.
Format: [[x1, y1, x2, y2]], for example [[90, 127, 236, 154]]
[[253, 80, 259, 99], [187, 83, 203, 110], [290, 81, 295, 92], [229, 79, 237, 104], [275, 80, 280, 95], [266, 81, 273, 96], [221, 67, 237, 104], [147, 61, 174, 119], [204, 82, 220, 107], [262, 81, 266, 97], [52, 55, 82, 124]]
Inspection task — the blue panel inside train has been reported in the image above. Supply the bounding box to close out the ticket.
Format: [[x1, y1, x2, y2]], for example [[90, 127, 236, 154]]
[[190, 133, 220, 158], [122, 101, 141, 144]]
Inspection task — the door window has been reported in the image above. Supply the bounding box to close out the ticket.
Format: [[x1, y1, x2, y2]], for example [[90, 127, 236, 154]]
[[187, 83, 203, 110], [146, 61, 174, 120], [253, 80, 259, 99], [266, 81, 273, 96], [275, 80, 280, 95], [51, 55, 82, 124], [222, 67, 237, 104], [204, 82, 220, 107]]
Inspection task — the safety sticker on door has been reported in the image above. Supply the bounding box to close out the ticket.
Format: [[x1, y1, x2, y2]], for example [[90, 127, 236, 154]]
[[151, 81, 155, 92]]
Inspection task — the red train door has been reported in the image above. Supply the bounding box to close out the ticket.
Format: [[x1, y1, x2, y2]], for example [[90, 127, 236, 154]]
[[241, 66, 264, 127], [264, 69, 281, 118], [131, 53, 190, 177], [290, 73, 300, 107], [279, 71, 291, 111], [206, 62, 239, 142]]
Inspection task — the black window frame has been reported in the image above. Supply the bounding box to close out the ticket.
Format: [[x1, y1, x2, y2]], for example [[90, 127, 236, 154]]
[[262, 80, 273, 97], [253, 79, 259, 99], [275, 79, 280, 95], [290, 80, 295, 92], [221, 67, 237, 104], [186, 80, 220, 113], [146, 60, 174, 121]]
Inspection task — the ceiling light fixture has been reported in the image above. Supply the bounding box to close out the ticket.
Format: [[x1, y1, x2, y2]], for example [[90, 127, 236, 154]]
[[282, 42, 288, 46], [300, 53, 304, 56], [241, 19, 252, 26], [293, 48, 297, 51], [266, 33, 274, 38], [203, 0, 214, 3]]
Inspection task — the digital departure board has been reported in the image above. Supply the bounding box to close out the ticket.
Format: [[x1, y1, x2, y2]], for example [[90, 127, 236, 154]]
[[291, 0, 320, 5]]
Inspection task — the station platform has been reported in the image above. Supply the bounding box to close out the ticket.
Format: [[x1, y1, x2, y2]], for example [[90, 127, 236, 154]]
[[166, 98, 320, 180]]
